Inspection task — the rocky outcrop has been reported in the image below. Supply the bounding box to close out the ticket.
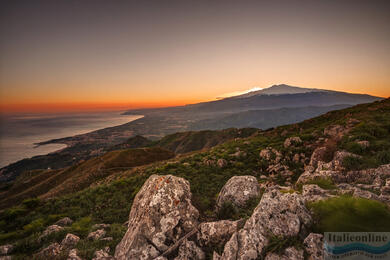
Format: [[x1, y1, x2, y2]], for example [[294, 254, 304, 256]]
[[55, 217, 73, 226], [216, 176, 261, 210], [197, 220, 239, 247], [303, 233, 323, 260], [114, 175, 199, 260], [218, 189, 312, 259]]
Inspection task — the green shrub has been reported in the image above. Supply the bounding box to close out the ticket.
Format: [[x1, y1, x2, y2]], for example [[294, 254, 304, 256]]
[[217, 202, 237, 220], [306, 177, 336, 190], [70, 217, 93, 237], [308, 196, 390, 232], [342, 156, 364, 171], [377, 150, 390, 164], [22, 198, 41, 209], [23, 218, 45, 233], [264, 235, 301, 255]]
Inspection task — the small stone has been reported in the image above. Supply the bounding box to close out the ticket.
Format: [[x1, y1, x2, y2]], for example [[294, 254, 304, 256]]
[[92, 224, 110, 230], [68, 249, 83, 260], [36, 243, 61, 258], [217, 159, 228, 168], [40, 225, 64, 240], [61, 233, 80, 248], [55, 217, 73, 226], [0, 245, 13, 255], [87, 229, 106, 240], [284, 137, 302, 148]]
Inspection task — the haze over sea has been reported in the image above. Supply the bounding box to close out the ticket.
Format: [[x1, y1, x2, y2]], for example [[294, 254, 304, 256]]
[[0, 111, 142, 168]]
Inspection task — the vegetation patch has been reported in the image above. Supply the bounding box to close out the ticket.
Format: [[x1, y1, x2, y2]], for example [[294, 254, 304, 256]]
[[308, 196, 390, 232]]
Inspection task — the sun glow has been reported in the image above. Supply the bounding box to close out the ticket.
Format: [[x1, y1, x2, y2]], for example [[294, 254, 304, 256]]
[[217, 87, 263, 99]]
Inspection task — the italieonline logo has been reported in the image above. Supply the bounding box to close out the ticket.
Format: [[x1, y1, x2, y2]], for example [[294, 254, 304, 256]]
[[324, 232, 390, 259]]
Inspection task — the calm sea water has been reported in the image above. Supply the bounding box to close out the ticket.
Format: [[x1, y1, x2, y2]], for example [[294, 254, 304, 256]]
[[0, 111, 142, 168]]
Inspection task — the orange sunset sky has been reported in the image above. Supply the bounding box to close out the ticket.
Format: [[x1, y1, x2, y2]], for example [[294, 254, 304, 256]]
[[0, 0, 389, 113]]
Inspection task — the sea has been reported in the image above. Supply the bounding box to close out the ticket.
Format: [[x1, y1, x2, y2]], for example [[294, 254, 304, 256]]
[[0, 111, 142, 168]]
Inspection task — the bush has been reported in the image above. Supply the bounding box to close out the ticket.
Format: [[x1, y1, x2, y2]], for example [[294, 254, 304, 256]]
[[70, 217, 93, 237], [306, 177, 336, 190], [342, 156, 364, 171], [23, 218, 45, 233], [264, 235, 301, 255], [22, 198, 41, 209], [217, 202, 237, 220], [308, 196, 390, 232], [377, 150, 390, 164]]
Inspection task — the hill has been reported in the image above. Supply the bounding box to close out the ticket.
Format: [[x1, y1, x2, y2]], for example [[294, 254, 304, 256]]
[[1, 98, 389, 259]]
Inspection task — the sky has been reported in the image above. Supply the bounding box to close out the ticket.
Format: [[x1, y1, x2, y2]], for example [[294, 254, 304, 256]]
[[0, 0, 389, 113]]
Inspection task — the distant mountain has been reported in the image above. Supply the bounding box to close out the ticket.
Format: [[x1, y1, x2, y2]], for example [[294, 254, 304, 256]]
[[233, 84, 326, 98]]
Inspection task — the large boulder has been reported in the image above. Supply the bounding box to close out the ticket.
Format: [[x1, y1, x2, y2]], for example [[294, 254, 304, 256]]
[[114, 175, 199, 260], [216, 176, 261, 210], [219, 189, 312, 259]]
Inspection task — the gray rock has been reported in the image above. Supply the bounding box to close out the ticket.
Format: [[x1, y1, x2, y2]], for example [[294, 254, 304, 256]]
[[302, 184, 333, 202], [197, 220, 239, 247], [55, 217, 73, 226], [0, 256, 12, 260], [173, 239, 205, 260], [39, 225, 64, 240], [356, 140, 370, 148], [216, 176, 261, 210], [92, 247, 114, 260], [68, 249, 83, 260], [309, 147, 328, 167], [87, 229, 106, 241], [217, 159, 228, 168], [0, 245, 13, 256], [114, 175, 199, 260], [219, 189, 312, 259], [92, 224, 110, 230], [303, 233, 323, 260], [284, 137, 302, 148], [36, 242, 61, 259], [61, 233, 80, 249]]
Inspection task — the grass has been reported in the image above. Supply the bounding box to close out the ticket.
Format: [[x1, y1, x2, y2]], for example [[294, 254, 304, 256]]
[[264, 235, 302, 255], [308, 196, 390, 232]]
